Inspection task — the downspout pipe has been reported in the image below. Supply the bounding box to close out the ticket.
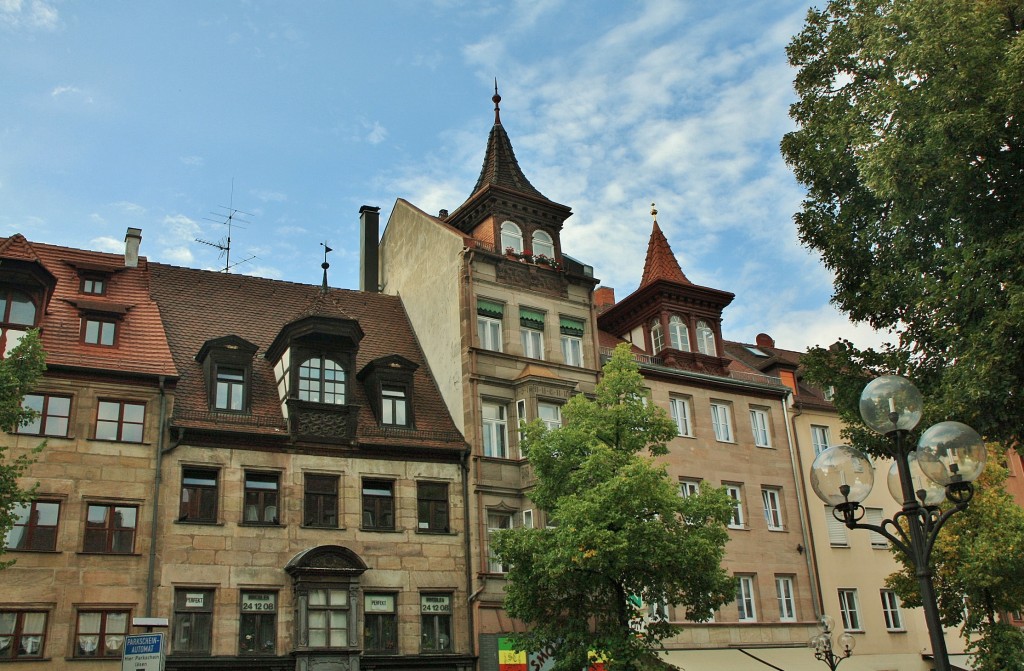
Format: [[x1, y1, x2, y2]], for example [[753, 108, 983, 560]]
[[783, 395, 822, 617], [145, 376, 167, 617], [461, 446, 475, 654]]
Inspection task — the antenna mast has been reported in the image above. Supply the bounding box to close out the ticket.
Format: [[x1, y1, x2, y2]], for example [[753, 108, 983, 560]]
[[196, 181, 257, 272]]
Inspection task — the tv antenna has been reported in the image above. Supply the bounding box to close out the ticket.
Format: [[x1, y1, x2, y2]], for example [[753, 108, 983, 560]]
[[196, 181, 257, 273]]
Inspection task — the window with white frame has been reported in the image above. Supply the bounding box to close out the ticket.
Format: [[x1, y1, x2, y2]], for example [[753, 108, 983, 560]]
[[826, 506, 849, 546], [669, 397, 692, 437], [762, 488, 784, 530], [710, 403, 733, 442], [838, 589, 861, 631], [521, 509, 534, 529], [696, 320, 716, 355], [679, 478, 701, 498], [560, 316, 585, 367], [864, 507, 888, 548], [725, 485, 744, 529], [736, 576, 757, 622], [487, 511, 513, 573], [880, 590, 904, 631], [775, 576, 796, 622], [749, 408, 771, 447], [482, 402, 509, 459], [538, 402, 561, 431], [520, 308, 545, 360], [668, 315, 690, 351], [651, 320, 665, 353], [477, 299, 504, 352], [500, 221, 523, 253], [532, 230, 555, 259], [811, 425, 831, 454]]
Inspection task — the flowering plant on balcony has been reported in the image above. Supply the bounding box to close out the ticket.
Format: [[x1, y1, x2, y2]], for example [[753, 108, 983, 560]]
[[534, 254, 562, 270]]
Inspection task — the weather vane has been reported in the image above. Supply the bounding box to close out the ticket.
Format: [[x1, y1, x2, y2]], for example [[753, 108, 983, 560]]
[[320, 241, 333, 290]]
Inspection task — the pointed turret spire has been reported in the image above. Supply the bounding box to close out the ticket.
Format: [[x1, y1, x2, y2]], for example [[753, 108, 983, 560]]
[[468, 85, 550, 201], [639, 204, 691, 288]]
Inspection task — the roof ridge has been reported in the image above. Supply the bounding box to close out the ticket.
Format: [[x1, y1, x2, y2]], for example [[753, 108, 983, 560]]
[[639, 210, 690, 288], [0, 233, 44, 264]]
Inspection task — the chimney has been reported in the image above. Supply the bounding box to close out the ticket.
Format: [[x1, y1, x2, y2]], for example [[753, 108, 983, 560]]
[[438, 209, 449, 219], [594, 286, 616, 313], [755, 333, 775, 348], [125, 227, 142, 268], [359, 205, 381, 292]]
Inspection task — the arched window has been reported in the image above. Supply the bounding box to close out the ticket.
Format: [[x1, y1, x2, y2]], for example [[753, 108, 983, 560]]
[[500, 222, 523, 253], [0, 288, 37, 326], [531, 230, 554, 259], [696, 320, 716, 356], [668, 315, 690, 351], [651, 320, 665, 354], [298, 356, 346, 404]]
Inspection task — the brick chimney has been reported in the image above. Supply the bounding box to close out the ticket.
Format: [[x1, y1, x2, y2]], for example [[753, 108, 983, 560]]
[[359, 206, 381, 292], [755, 333, 775, 348], [124, 227, 142, 268], [594, 286, 616, 313]]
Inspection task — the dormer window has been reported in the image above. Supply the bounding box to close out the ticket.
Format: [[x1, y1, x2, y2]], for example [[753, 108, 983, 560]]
[[696, 320, 716, 356], [0, 288, 37, 327], [532, 230, 554, 259], [358, 355, 418, 429], [298, 356, 346, 405], [82, 318, 116, 346], [81, 277, 106, 295], [196, 335, 258, 414], [500, 221, 524, 253], [215, 367, 246, 411], [381, 386, 407, 426]]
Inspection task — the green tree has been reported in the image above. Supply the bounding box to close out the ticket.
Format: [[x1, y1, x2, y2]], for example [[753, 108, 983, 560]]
[[492, 344, 735, 671], [0, 330, 47, 566], [781, 0, 1024, 446], [884, 457, 1024, 671]]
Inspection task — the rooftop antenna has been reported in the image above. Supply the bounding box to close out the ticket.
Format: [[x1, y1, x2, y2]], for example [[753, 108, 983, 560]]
[[196, 179, 257, 272], [320, 241, 332, 290]]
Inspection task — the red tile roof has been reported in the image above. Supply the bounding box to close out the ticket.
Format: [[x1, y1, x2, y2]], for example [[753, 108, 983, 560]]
[[148, 264, 465, 451], [1, 236, 178, 378], [639, 221, 691, 288]]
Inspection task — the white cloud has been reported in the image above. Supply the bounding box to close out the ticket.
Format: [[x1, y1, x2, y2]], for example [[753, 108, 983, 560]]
[[51, 85, 79, 97], [160, 246, 194, 265], [90, 236, 124, 254], [179, 155, 204, 166], [365, 121, 387, 145], [112, 201, 147, 215], [252, 189, 287, 203], [1, 0, 58, 30]]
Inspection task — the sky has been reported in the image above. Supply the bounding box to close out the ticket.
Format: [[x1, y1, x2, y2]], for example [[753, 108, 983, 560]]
[[0, 0, 895, 352]]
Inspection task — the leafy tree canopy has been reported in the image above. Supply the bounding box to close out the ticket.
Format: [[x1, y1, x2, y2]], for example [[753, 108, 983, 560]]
[[492, 344, 735, 671], [782, 0, 1024, 446], [0, 330, 47, 566]]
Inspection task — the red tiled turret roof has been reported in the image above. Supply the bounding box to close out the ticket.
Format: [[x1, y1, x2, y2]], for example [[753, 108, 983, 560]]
[[639, 209, 691, 288]]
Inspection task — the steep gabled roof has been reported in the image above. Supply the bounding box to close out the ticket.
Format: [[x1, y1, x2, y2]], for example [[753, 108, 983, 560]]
[[0, 236, 177, 378], [639, 211, 690, 288], [149, 264, 464, 450]]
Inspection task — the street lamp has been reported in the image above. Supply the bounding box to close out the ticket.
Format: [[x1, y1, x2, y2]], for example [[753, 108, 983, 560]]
[[810, 614, 855, 670], [809, 375, 987, 671]]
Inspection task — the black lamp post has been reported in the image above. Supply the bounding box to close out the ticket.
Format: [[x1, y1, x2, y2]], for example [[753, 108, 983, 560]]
[[810, 614, 854, 670], [809, 375, 987, 671]]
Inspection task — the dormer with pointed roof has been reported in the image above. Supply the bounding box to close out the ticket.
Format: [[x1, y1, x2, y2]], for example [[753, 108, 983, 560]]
[[597, 206, 734, 376], [0, 234, 58, 347], [445, 85, 573, 262]]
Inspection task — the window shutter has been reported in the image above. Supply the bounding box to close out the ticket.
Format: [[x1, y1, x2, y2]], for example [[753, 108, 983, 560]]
[[826, 507, 848, 546], [864, 508, 887, 547]]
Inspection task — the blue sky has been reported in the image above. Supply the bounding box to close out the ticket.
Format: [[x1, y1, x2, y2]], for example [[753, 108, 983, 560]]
[[0, 0, 892, 351]]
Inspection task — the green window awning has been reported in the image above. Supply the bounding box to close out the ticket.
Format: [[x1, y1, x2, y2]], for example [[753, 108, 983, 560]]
[[519, 307, 545, 330], [477, 299, 504, 319], [559, 316, 585, 336]]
